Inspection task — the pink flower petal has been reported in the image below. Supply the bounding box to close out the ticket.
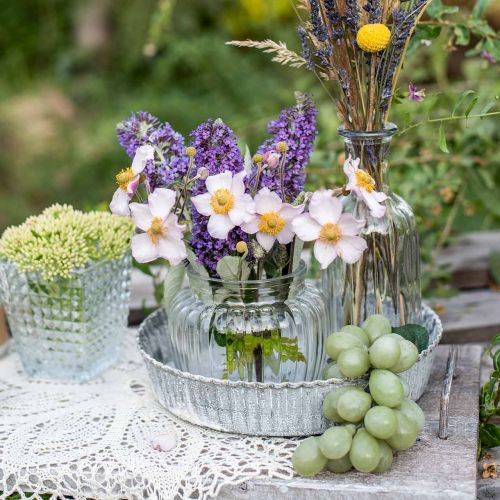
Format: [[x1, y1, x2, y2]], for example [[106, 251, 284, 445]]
[[131, 145, 155, 174], [229, 193, 255, 225], [149, 188, 176, 219], [256, 231, 276, 252], [276, 225, 295, 245], [205, 170, 233, 194], [207, 214, 234, 239], [231, 170, 247, 197], [314, 240, 338, 269], [131, 233, 159, 263], [158, 236, 187, 266], [291, 214, 321, 242], [309, 190, 342, 225], [254, 187, 282, 214], [279, 203, 304, 221], [191, 192, 213, 217], [110, 188, 131, 216], [130, 202, 153, 231], [127, 175, 140, 196], [338, 213, 365, 236], [164, 213, 186, 238], [240, 215, 259, 234], [361, 191, 386, 218], [336, 235, 367, 264]]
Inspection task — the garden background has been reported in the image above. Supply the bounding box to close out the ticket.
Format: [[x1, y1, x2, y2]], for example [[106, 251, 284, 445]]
[[1, 0, 499, 294]]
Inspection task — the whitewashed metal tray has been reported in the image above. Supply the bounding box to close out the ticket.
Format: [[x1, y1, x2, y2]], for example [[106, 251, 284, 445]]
[[137, 305, 442, 436]]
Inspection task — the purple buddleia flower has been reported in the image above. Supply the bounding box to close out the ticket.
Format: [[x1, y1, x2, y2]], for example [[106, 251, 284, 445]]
[[408, 83, 426, 102], [254, 94, 317, 201], [117, 112, 159, 158], [116, 112, 188, 191], [189, 118, 249, 275], [363, 0, 382, 23], [344, 0, 360, 36], [481, 51, 497, 64]]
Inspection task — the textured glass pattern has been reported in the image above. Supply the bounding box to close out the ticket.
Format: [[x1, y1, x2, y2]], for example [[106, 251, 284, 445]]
[[0, 254, 132, 382], [322, 125, 421, 330], [166, 261, 329, 383]]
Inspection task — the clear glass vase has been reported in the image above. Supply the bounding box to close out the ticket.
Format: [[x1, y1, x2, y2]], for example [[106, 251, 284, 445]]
[[167, 260, 328, 382], [322, 124, 421, 330], [0, 254, 132, 382]]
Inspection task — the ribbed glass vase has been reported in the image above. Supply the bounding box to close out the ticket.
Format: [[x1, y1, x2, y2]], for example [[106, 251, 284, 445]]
[[322, 124, 421, 330], [0, 254, 132, 382], [167, 261, 328, 383]]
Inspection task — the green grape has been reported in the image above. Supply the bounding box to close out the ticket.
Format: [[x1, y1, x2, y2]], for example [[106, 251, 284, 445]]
[[323, 362, 344, 380], [364, 406, 397, 440], [400, 377, 410, 398], [337, 347, 370, 378], [326, 332, 364, 361], [292, 437, 328, 476], [369, 369, 404, 408], [345, 424, 357, 436], [327, 454, 353, 473], [373, 440, 393, 473], [341, 325, 370, 347], [369, 335, 401, 369], [323, 387, 352, 422], [386, 411, 418, 450], [391, 339, 419, 373], [318, 426, 353, 459], [397, 398, 425, 433], [362, 314, 392, 344], [337, 387, 372, 423], [349, 428, 381, 473]]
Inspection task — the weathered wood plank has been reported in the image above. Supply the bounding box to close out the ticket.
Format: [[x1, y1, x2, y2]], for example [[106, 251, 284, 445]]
[[435, 231, 500, 289], [218, 344, 482, 499], [426, 290, 500, 344]]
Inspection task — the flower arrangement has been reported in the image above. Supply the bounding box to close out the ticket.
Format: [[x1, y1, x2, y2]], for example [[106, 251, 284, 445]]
[[111, 94, 372, 278], [0, 204, 134, 280]]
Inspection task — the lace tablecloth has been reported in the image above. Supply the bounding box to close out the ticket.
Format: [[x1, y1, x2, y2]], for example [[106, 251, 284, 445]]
[[0, 332, 296, 500]]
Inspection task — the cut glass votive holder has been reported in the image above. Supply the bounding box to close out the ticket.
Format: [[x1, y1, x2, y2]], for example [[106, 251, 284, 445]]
[[0, 254, 132, 382]]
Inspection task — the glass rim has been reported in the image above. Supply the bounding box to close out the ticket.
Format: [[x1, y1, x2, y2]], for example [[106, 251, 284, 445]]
[[337, 123, 398, 139], [187, 259, 307, 286]]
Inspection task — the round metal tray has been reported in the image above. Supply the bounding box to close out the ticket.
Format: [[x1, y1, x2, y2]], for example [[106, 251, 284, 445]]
[[137, 305, 442, 436]]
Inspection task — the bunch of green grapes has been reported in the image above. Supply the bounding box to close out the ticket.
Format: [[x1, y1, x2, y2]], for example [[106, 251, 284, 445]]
[[292, 314, 425, 476]]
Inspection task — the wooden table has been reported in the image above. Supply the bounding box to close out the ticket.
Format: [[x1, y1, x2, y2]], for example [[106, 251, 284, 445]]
[[218, 344, 482, 499]]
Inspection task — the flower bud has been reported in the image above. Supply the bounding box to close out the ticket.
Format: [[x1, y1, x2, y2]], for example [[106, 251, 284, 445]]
[[252, 153, 263, 163], [236, 241, 248, 254], [263, 151, 280, 169], [186, 147, 197, 157], [197, 167, 209, 180], [276, 141, 288, 153]]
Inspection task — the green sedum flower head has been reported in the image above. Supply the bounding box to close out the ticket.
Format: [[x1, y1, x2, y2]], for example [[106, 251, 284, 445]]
[[0, 204, 134, 281]]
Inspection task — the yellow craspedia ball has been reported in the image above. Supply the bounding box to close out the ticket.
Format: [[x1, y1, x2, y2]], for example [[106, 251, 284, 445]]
[[356, 24, 391, 53]]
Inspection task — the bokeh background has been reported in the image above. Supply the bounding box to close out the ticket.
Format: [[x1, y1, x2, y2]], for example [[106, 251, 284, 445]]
[[1, 0, 499, 292]]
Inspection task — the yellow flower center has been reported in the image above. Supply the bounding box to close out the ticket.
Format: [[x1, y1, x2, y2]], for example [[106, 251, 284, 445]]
[[147, 217, 165, 244], [116, 167, 136, 190], [355, 170, 375, 192], [320, 223, 342, 244], [258, 211, 285, 236], [210, 188, 235, 215], [356, 23, 391, 53]]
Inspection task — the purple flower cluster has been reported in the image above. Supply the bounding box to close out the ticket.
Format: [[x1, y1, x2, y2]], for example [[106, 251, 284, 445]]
[[189, 119, 249, 275], [255, 95, 317, 200], [116, 112, 188, 191]]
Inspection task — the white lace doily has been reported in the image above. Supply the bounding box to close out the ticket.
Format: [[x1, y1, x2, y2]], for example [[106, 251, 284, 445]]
[[0, 332, 296, 500]]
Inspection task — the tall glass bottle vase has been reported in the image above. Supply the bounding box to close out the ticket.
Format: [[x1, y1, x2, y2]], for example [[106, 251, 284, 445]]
[[322, 124, 421, 330]]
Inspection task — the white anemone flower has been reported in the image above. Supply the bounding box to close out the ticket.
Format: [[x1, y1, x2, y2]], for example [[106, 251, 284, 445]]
[[292, 190, 367, 269], [344, 156, 388, 218], [110, 145, 155, 216], [240, 187, 303, 251], [129, 188, 187, 265], [191, 170, 255, 239]]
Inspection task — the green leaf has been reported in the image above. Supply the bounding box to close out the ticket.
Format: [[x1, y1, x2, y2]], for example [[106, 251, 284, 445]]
[[493, 349, 500, 372], [162, 263, 185, 310], [452, 90, 475, 116], [480, 101, 498, 116], [427, 0, 459, 19], [489, 252, 500, 285], [243, 144, 253, 175], [438, 123, 450, 153], [216, 255, 250, 281], [392, 324, 430, 353], [454, 25, 470, 46], [186, 247, 209, 277], [472, 0, 489, 19], [464, 96, 479, 118], [480, 424, 500, 450]]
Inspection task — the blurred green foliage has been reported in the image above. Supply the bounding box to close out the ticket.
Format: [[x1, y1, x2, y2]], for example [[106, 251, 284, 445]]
[[0, 0, 499, 294]]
